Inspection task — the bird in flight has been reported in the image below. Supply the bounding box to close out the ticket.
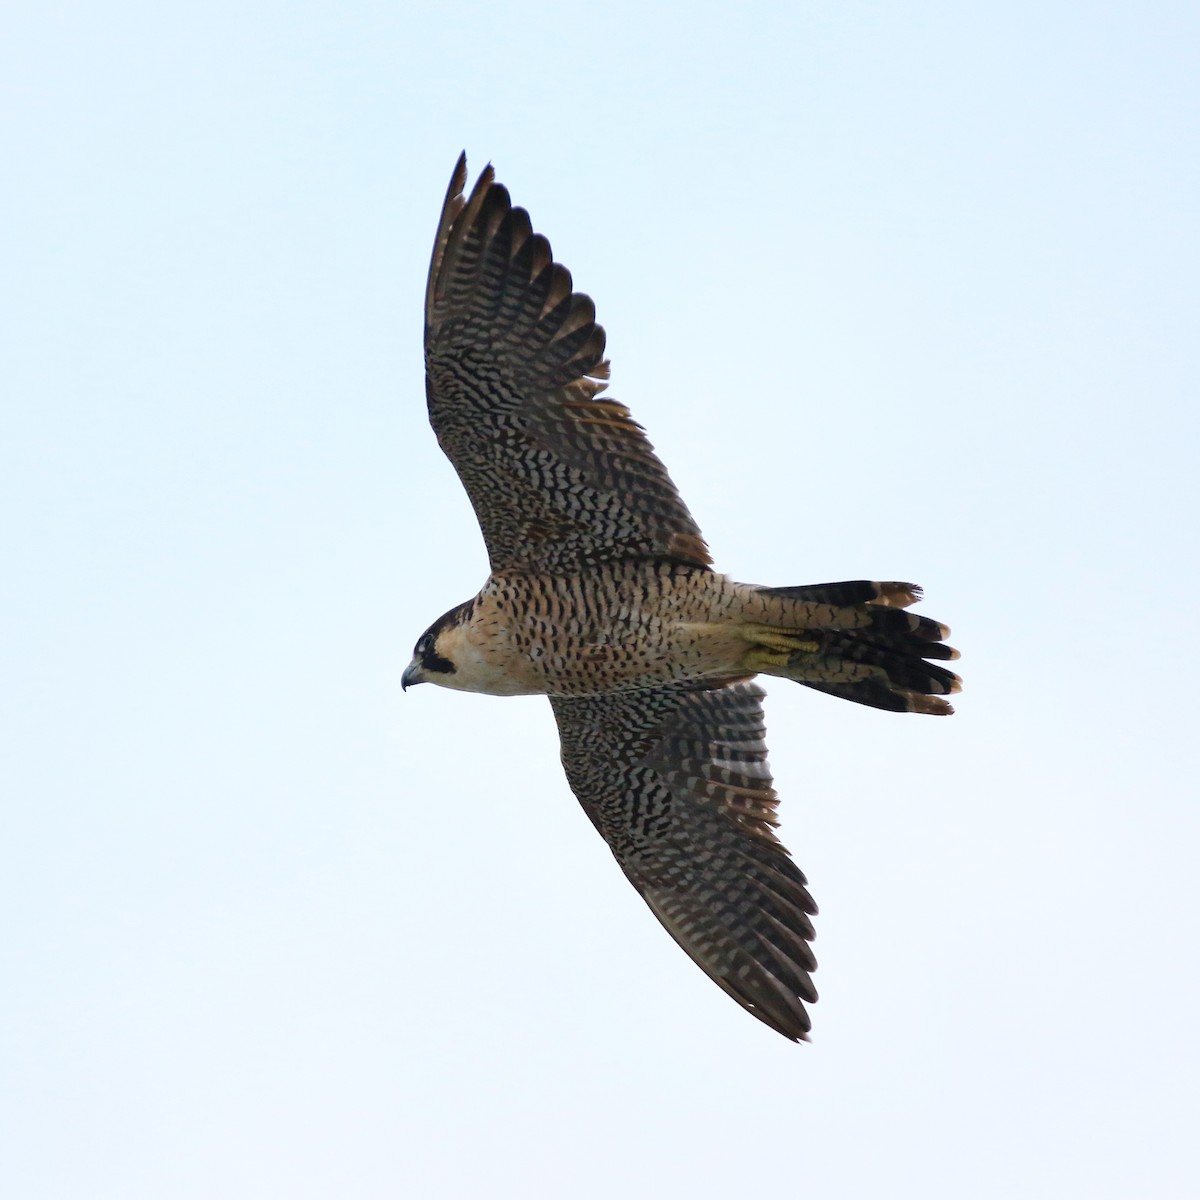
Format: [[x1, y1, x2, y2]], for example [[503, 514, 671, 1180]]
[[403, 155, 960, 1041]]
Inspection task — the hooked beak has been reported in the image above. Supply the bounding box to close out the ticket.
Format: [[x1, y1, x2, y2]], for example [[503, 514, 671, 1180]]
[[401, 659, 424, 691]]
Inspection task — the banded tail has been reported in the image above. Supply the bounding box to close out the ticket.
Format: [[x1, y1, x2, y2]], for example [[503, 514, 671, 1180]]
[[742, 580, 961, 715]]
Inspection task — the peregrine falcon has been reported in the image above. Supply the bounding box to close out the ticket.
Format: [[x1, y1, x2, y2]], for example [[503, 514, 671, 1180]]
[[403, 155, 960, 1041]]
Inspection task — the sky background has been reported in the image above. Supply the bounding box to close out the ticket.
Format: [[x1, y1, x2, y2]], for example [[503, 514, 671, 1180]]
[[3, 2, 1198, 1196]]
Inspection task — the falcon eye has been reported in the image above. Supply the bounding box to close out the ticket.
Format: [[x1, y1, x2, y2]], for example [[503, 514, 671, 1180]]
[[414, 631, 455, 675]]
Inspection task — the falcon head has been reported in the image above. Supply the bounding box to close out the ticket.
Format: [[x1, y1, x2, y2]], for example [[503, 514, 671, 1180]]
[[402, 596, 543, 696], [401, 603, 464, 691]]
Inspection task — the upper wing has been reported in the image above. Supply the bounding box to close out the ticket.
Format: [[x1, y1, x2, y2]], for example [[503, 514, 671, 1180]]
[[550, 680, 818, 1041], [424, 155, 711, 574]]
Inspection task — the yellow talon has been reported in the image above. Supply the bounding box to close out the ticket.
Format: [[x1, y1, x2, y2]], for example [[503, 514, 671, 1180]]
[[740, 624, 820, 672], [739, 624, 821, 655], [745, 648, 794, 671]]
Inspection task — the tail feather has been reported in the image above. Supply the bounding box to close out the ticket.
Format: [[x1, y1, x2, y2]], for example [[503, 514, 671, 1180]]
[[766, 580, 923, 609], [801, 679, 956, 716], [747, 581, 961, 715]]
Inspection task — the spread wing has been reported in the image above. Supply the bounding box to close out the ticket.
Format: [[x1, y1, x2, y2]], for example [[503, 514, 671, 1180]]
[[424, 154, 711, 574], [550, 680, 819, 1041]]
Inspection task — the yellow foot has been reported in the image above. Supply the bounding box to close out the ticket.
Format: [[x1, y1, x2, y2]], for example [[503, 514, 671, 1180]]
[[740, 624, 820, 671]]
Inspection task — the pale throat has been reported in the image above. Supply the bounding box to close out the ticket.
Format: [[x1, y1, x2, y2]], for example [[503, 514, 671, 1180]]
[[433, 618, 540, 696]]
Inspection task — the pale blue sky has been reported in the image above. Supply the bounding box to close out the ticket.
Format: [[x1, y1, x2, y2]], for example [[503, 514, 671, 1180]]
[[3, 2, 1198, 1197]]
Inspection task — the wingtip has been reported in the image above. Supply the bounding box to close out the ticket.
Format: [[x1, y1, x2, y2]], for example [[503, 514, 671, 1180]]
[[446, 151, 469, 209], [428, 153, 502, 323]]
